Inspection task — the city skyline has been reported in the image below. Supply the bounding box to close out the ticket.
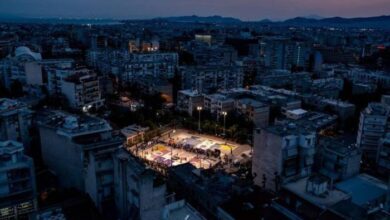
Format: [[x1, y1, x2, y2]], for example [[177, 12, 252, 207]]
[[0, 0, 389, 20], [0, 1, 390, 219]]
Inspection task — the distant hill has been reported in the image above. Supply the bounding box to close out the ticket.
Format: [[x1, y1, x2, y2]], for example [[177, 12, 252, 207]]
[[281, 15, 390, 29], [157, 15, 242, 24], [1, 14, 389, 29], [304, 15, 324, 20], [157, 15, 390, 29]]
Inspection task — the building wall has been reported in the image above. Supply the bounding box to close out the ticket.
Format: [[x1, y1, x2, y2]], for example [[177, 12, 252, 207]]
[[39, 126, 84, 190], [85, 153, 99, 208], [357, 109, 388, 159], [252, 129, 283, 190], [0, 109, 32, 147], [344, 152, 362, 179], [253, 106, 270, 128], [139, 174, 166, 220], [0, 142, 37, 219], [85, 149, 117, 212], [114, 150, 166, 220], [25, 62, 43, 85], [61, 80, 77, 108]]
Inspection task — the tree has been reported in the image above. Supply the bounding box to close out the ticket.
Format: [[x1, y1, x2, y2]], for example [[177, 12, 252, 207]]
[[10, 80, 24, 97], [170, 67, 182, 104], [0, 84, 9, 97]]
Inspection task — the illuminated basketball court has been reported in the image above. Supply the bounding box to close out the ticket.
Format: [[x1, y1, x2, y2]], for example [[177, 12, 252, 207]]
[[133, 129, 251, 169], [139, 143, 218, 169]]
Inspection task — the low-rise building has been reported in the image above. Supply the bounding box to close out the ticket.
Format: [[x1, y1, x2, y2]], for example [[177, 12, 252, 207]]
[[204, 94, 234, 116], [121, 124, 149, 147], [235, 98, 269, 127], [176, 90, 204, 116]]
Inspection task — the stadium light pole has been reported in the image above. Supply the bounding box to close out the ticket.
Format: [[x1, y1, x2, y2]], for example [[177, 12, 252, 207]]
[[197, 106, 202, 132], [222, 111, 227, 136]]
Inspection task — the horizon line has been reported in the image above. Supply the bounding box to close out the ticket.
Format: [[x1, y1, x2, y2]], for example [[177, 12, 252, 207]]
[[1, 13, 389, 23]]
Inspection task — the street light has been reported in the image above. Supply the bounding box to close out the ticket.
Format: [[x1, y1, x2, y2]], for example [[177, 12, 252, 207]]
[[222, 111, 227, 136], [197, 106, 202, 132]]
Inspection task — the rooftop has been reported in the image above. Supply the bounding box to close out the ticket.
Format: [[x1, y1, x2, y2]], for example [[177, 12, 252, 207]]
[[170, 163, 235, 204], [287, 108, 308, 116], [14, 46, 42, 61], [321, 98, 355, 108], [269, 111, 336, 136], [121, 124, 149, 137], [116, 148, 164, 187], [335, 174, 388, 207], [283, 177, 350, 208], [0, 140, 23, 155], [205, 93, 233, 102], [364, 103, 389, 116], [64, 69, 97, 84], [38, 110, 112, 137], [34, 206, 66, 220], [236, 98, 267, 108], [179, 89, 202, 97], [163, 200, 206, 220], [0, 98, 30, 116], [219, 187, 276, 220], [320, 137, 360, 157]]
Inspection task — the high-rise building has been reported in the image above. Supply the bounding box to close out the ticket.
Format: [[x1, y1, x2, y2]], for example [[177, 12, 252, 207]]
[[0, 141, 37, 219], [41, 59, 75, 95], [262, 37, 309, 70], [114, 148, 166, 220], [252, 124, 316, 191], [181, 65, 244, 94], [318, 137, 361, 182], [61, 69, 104, 110], [84, 146, 118, 213], [168, 163, 235, 219], [38, 111, 123, 192], [0, 98, 33, 148], [356, 103, 389, 160], [377, 133, 390, 175], [122, 52, 178, 81]]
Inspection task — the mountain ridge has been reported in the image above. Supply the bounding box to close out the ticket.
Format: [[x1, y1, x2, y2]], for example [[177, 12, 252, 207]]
[[157, 15, 390, 29], [1, 14, 389, 29]]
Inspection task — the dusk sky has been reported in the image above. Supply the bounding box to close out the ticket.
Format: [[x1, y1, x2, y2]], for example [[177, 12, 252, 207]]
[[0, 0, 389, 20]]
